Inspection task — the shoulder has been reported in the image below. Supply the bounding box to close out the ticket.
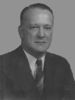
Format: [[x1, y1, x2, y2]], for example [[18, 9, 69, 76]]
[[0, 45, 23, 59], [46, 52, 74, 79], [0, 45, 25, 68], [46, 52, 69, 63], [46, 52, 70, 68]]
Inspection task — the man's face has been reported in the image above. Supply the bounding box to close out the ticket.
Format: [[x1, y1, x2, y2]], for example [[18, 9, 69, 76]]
[[19, 8, 53, 53]]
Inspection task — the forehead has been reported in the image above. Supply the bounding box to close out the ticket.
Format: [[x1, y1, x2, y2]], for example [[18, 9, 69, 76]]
[[23, 8, 53, 25]]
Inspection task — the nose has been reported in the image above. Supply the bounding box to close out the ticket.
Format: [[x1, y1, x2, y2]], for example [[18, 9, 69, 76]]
[[38, 27, 45, 38]]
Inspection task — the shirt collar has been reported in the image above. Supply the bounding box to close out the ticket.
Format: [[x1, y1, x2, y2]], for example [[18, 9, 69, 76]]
[[23, 49, 45, 69]]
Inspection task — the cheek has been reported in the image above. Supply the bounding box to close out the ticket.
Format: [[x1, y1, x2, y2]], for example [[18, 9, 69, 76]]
[[46, 31, 52, 38], [47, 32, 53, 42], [27, 32, 37, 41], [25, 33, 35, 45]]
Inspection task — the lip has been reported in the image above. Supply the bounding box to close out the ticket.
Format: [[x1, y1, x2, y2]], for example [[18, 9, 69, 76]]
[[35, 41, 46, 43], [35, 41, 47, 44]]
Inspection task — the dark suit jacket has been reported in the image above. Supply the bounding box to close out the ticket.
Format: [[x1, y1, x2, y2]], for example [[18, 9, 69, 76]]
[[0, 46, 75, 100]]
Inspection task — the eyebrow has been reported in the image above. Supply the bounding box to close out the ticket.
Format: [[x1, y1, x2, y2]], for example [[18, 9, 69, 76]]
[[44, 24, 52, 26], [29, 24, 52, 26]]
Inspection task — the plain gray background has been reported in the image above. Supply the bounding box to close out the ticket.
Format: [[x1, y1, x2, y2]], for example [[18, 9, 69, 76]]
[[0, 0, 75, 79]]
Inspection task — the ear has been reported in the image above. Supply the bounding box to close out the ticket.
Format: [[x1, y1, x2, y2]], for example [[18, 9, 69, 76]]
[[18, 25, 24, 39]]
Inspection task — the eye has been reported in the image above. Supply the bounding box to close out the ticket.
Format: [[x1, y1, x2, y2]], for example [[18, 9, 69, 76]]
[[29, 25, 39, 29], [44, 25, 52, 30], [44, 26, 52, 30]]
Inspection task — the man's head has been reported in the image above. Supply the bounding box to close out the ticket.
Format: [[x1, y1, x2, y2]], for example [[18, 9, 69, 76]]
[[18, 3, 54, 58]]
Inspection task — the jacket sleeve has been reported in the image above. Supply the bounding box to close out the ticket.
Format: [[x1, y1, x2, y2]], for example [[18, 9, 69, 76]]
[[0, 56, 4, 100], [63, 59, 75, 100]]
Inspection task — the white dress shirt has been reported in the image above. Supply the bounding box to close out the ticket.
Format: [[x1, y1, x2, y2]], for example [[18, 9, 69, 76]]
[[23, 50, 45, 78]]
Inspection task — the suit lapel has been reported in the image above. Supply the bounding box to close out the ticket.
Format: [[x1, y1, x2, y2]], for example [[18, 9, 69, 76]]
[[43, 53, 56, 92], [10, 46, 36, 93]]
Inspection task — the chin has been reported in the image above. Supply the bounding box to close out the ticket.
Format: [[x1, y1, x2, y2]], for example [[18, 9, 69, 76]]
[[34, 48, 47, 53]]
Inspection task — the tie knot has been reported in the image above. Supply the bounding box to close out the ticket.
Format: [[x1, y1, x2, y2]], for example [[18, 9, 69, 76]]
[[36, 59, 42, 66]]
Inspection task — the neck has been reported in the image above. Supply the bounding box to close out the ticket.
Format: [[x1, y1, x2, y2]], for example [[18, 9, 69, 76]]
[[22, 46, 46, 59]]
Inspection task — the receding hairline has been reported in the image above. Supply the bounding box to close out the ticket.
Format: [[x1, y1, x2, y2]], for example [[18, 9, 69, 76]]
[[20, 3, 54, 25]]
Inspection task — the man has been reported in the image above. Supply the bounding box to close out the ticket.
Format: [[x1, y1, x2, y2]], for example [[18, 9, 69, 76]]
[[0, 3, 75, 100]]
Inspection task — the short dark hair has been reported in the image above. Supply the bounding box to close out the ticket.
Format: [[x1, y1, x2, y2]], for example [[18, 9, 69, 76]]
[[20, 3, 54, 25]]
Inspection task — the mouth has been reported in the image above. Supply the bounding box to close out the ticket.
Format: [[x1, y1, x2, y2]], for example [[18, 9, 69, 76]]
[[35, 41, 47, 44]]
